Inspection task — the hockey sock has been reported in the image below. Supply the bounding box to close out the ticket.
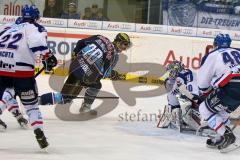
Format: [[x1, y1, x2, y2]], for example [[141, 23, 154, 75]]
[[39, 92, 64, 105], [25, 104, 43, 130]]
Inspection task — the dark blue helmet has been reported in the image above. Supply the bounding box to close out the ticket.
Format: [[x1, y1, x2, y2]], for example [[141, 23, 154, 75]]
[[21, 5, 40, 21], [214, 34, 232, 48], [15, 17, 23, 24]]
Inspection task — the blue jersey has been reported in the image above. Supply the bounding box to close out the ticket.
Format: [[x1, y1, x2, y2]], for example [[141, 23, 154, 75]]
[[72, 35, 117, 82]]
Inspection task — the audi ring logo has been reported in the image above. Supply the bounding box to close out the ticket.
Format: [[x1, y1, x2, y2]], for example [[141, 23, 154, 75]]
[[153, 27, 163, 32], [52, 20, 65, 25], [121, 24, 132, 30], [182, 29, 193, 35]]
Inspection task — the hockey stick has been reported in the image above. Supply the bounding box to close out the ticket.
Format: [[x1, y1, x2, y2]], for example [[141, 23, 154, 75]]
[[34, 67, 45, 78], [37, 95, 119, 99], [62, 94, 119, 99], [74, 96, 119, 99], [231, 115, 240, 131]]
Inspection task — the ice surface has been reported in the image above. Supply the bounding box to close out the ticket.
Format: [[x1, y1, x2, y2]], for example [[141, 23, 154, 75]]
[[1, 117, 239, 160], [0, 76, 239, 160]]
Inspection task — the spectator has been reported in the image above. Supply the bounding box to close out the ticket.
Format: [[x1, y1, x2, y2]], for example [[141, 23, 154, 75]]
[[82, 7, 92, 20], [61, 2, 80, 19], [43, 0, 62, 18], [96, 8, 109, 21], [90, 4, 99, 20]]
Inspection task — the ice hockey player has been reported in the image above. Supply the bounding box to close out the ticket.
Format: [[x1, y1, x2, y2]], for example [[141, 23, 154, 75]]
[[0, 5, 57, 149], [39, 33, 131, 115], [198, 34, 240, 152], [0, 17, 29, 131], [158, 61, 203, 133]]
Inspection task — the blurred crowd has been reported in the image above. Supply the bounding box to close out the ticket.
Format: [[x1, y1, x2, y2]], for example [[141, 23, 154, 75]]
[[43, 0, 109, 21]]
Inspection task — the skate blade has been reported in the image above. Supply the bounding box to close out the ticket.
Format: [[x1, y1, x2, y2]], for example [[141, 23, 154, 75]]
[[220, 142, 240, 153]]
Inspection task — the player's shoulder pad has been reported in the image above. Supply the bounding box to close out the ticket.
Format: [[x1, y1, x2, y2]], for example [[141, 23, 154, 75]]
[[178, 69, 191, 76], [79, 35, 98, 44], [200, 48, 218, 67], [32, 22, 47, 33], [96, 35, 112, 43], [177, 72, 186, 82]]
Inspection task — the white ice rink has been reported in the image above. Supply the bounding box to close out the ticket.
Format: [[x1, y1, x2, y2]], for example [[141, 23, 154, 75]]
[[0, 76, 239, 160]]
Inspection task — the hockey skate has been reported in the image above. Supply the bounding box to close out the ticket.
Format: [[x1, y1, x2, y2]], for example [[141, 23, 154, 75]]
[[17, 116, 28, 129], [79, 103, 97, 116], [12, 110, 28, 129], [0, 119, 7, 131], [34, 128, 49, 149], [217, 126, 240, 153], [206, 136, 224, 149]]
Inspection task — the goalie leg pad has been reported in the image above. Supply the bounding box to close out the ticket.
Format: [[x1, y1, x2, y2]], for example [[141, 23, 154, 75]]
[[157, 105, 172, 128], [182, 108, 201, 131]]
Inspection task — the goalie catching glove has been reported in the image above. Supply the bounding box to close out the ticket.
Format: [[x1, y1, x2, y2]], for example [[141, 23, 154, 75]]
[[42, 50, 57, 72]]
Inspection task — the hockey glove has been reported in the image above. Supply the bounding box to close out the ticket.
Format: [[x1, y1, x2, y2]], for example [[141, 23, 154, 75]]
[[42, 51, 57, 73], [110, 70, 120, 81]]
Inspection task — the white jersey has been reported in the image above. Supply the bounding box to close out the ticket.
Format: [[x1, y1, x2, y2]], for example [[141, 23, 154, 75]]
[[0, 22, 49, 77], [167, 69, 199, 106], [198, 47, 240, 93], [175, 69, 199, 96]]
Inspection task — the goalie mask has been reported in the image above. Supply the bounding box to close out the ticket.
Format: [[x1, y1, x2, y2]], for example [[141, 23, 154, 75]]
[[166, 61, 184, 79]]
